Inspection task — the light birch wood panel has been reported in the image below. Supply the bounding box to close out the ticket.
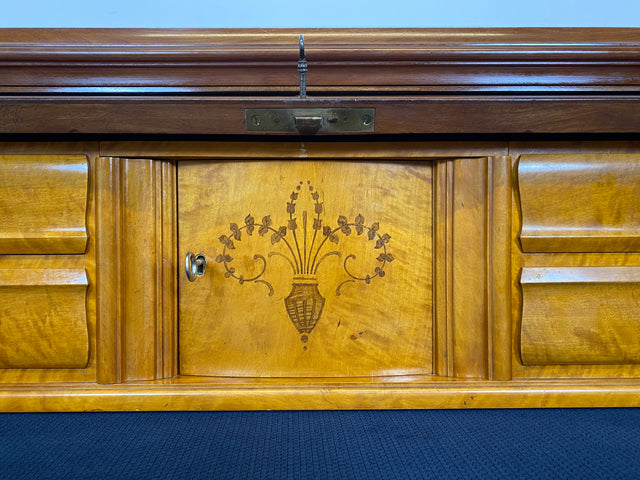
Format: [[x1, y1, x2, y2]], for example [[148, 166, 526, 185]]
[[0, 143, 98, 383], [0, 155, 88, 254], [517, 154, 640, 253], [520, 267, 640, 365], [95, 157, 177, 384], [0, 269, 89, 369], [433, 156, 512, 380], [178, 160, 432, 378], [510, 148, 640, 379]]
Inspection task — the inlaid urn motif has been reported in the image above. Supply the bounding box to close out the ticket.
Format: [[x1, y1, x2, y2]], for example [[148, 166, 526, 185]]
[[284, 275, 325, 342], [215, 181, 394, 341]]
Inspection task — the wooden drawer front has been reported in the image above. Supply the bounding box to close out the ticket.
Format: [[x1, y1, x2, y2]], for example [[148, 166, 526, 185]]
[[518, 154, 640, 253], [0, 155, 88, 254], [520, 267, 640, 365], [0, 269, 89, 369], [178, 160, 433, 378]]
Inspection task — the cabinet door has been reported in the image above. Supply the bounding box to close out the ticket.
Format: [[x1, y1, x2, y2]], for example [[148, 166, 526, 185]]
[[178, 160, 433, 378]]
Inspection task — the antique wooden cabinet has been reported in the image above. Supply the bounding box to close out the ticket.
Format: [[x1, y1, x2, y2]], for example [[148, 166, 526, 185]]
[[1, 29, 640, 411]]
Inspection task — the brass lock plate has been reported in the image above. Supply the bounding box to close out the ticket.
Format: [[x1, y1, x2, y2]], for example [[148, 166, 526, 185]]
[[245, 108, 375, 133]]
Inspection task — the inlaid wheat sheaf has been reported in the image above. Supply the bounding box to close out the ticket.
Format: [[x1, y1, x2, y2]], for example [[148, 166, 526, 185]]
[[215, 181, 394, 342]]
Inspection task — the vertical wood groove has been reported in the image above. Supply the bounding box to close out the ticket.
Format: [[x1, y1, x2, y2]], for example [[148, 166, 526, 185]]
[[115, 159, 124, 383], [163, 160, 178, 379], [486, 157, 494, 379], [96, 157, 176, 384], [155, 162, 162, 379], [433, 156, 512, 380], [96, 157, 118, 384], [446, 161, 455, 377], [490, 156, 512, 380], [433, 159, 452, 377]]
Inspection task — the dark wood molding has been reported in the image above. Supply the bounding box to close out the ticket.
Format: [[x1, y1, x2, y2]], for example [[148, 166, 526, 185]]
[[1, 29, 639, 91], [2, 95, 639, 135], [1, 28, 639, 134]]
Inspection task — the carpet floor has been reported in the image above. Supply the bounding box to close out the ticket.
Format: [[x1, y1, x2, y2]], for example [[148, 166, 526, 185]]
[[1, 408, 639, 479]]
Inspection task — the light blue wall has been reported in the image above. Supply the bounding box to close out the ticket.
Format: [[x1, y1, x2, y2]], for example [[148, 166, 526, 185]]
[[0, 0, 638, 28]]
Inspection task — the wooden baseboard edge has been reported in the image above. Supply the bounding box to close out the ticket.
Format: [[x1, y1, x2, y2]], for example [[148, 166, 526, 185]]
[[1, 381, 639, 411]]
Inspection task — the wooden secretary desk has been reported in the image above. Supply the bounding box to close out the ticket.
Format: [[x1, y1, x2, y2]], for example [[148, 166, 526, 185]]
[[1, 29, 640, 411]]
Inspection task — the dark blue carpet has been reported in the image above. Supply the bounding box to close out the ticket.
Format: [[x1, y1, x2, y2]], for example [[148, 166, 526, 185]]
[[1, 409, 639, 479]]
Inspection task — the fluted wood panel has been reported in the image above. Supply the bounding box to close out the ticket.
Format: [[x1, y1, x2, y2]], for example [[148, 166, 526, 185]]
[[95, 157, 177, 383], [433, 156, 512, 380]]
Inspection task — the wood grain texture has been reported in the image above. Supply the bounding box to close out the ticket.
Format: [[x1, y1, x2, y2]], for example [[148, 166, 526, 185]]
[[512, 253, 640, 378], [0, 155, 88, 254], [0, 142, 98, 383], [0, 256, 97, 383], [489, 157, 512, 381], [0, 269, 88, 369], [3, 29, 640, 409], [1, 29, 639, 92], [95, 157, 177, 383], [2, 96, 640, 135], [178, 160, 432, 378], [433, 156, 512, 379], [511, 144, 640, 379], [1, 29, 640, 135], [518, 154, 640, 252], [520, 267, 640, 365], [100, 141, 508, 159], [2, 379, 640, 412]]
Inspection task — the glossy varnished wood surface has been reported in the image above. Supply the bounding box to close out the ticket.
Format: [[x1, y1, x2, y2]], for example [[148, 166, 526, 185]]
[[0, 269, 88, 369], [0, 155, 88, 253], [99, 141, 509, 159], [518, 154, 640, 252], [520, 267, 640, 365], [0, 142, 99, 384], [1, 29, 639, 92], [2, 29, 640, 410], [432, 156, 512, 379], [1, 139, 640, 408], [2, 96, 640, 135], [178, 159, 433, 378], [95, 157, 177, 384], [511, 142, 640, 379], [1, 29, 639, 135], [2, 379, 640, 412]]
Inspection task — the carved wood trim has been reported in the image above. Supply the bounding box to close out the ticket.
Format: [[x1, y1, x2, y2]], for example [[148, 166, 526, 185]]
[[0, 154, 88, 254], [518, 154, 640, 253], [433, 156, 511, 380], [1, 29, 640, 134], [5, 379, 640, 412], [96, 157, 177, 384], [1, 29, 638, 92], [0, 269, 89, 369], [520, 267, 640, 365]]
